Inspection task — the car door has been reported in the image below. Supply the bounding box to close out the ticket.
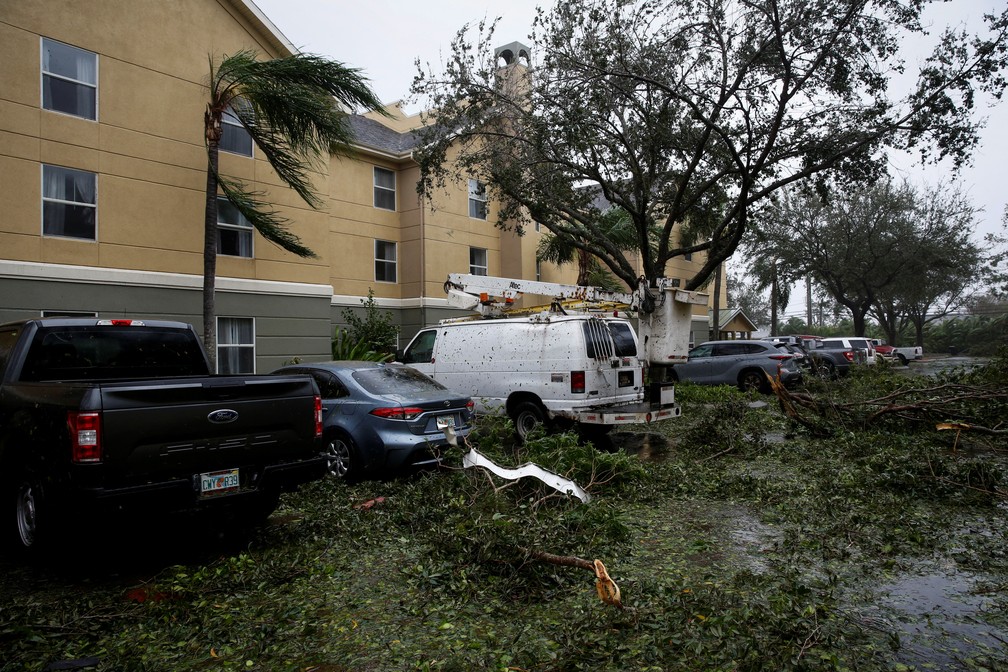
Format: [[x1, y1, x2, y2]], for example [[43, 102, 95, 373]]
[[674, 343, 716, 382], [709, 342, 749, 383], [308, 369, 358, 432]]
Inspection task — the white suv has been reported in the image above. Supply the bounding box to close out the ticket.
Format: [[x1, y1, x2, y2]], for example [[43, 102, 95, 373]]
[[820, 337, 877, 365]]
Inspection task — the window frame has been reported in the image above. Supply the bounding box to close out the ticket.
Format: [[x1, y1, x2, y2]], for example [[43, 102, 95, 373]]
[[468, 178, 487, 220], [41, 164, 97, 241], [216, 197, 254, 258], [216, 316, 256, 374], [220, 106, 253, 157], [40, 37, 97, 121], [469, 247, 488, 276], [374, 239, 398, 284], [373, 167, 396, 211]]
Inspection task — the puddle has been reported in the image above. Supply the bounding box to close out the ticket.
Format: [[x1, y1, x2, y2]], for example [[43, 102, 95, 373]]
[[853, 564, 1008, 669]]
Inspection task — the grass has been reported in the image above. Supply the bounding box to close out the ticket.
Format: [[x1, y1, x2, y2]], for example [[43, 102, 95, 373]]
[[1, 358, 1006, 671]]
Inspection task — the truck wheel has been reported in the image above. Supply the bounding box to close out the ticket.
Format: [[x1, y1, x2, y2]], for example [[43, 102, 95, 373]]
[[897, 353, 908, 366], [512, 401, 546, 442], [814, 360, 836, 380], [13, 477, 46, 554], [324, 432, 360, 482], [738, 369, 767, 393]]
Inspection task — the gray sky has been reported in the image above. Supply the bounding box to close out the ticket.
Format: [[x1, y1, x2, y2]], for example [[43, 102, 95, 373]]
[[253, 0, 1007, 253]]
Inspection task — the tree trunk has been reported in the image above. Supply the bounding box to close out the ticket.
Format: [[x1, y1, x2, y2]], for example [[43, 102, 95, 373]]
[[203, 141, 220, 372], [712, 263, 721, 340], [770, 266, 779, 336]]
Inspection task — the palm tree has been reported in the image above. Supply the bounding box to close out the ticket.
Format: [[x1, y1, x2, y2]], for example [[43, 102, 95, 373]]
[[536, 207, 643, 291], [203, 49, 384, 370]]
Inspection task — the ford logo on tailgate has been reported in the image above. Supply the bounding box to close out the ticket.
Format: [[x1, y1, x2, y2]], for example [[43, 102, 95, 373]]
[[208, 409, 239, 424]]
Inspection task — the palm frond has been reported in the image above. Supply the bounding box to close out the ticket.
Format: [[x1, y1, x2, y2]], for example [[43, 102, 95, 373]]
[[217, 177, 317, 259]]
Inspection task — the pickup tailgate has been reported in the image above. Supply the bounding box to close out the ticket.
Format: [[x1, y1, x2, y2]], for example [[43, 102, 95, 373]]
[[95, 375, 319, 489]]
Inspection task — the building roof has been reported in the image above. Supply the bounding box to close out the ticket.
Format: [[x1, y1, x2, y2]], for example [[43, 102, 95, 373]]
[[348, 115, 421, 158]]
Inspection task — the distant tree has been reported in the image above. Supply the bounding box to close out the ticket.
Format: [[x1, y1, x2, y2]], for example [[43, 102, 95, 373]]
[[758, 180, 920, 336], [874, 183, 985, 346], [411, 0, 1008, 300], [726, 271, 770, 331], [203, 50, 384, 370], [537, 207, 640, 290]]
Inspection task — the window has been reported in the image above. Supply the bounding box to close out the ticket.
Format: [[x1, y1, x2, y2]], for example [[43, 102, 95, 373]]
[[468, 179, 487, 219], [217, 317, 255, 374], [220, 106, 253, 156], [402, 329, 436, 365], [684, 252, 693, 261], [42, 164, 96, 240], [41, 38, 97, 120], [536, 260, 542, 282], [375, 240, 397, 283], [374, 167, 396, 210], [217, 197, 253, 257], [469, 247, 488, 276]]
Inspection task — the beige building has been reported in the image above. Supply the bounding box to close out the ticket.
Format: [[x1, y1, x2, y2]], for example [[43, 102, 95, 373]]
[[0, 0, 718, 372]]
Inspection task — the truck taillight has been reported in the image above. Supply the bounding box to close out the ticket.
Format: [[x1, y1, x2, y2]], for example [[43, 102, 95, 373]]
[[571, 370, 586, 394], [68, 411, 102, 463], [843, 351, 855, 362], [314, 394, 323, 438], [466, 400, 475, 414]]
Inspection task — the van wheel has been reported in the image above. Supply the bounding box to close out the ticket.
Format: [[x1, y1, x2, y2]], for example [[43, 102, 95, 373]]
[[512, 402, 546, 442], [738, 369, 767, 393]]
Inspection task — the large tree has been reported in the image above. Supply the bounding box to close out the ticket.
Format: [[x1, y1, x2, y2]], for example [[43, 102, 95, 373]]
[[203, 50, 384, 370], [758, 179, 991, 341], [410, 0, 1008, 301]]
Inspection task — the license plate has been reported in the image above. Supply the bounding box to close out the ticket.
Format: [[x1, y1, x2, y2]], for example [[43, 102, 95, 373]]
[[436, 415, 456, 430], [200, 468, 239, 496]]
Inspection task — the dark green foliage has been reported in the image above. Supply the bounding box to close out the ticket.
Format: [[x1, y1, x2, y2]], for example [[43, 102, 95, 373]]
[[339, 288, 399, 355]]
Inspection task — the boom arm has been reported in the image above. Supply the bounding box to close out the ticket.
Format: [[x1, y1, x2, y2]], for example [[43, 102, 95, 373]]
[[442, 274, 709, 365]]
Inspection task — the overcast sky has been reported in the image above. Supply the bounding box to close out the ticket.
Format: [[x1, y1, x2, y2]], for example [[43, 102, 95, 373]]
[[253, 0, 1008, 259]]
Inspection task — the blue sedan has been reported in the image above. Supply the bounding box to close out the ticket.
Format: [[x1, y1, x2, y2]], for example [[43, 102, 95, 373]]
[[272, 361, 474, 481]]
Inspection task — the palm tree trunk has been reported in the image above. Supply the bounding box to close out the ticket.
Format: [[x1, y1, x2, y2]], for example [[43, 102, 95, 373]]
[[203, 141, 219, 372]]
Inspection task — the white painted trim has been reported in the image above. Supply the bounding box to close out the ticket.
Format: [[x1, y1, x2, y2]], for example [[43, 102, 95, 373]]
[[330, 294, 450, 309], [0, 260, 333, 298]]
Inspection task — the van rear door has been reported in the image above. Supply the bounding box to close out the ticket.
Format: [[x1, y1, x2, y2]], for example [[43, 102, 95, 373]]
[[580, 319, 640, 403]]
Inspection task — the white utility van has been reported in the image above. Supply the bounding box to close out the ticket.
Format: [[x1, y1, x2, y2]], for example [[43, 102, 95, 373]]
[[400, 313, 679, 439]]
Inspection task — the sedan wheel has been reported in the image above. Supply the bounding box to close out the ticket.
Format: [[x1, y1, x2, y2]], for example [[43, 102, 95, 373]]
[[324, 434, 357, 481]]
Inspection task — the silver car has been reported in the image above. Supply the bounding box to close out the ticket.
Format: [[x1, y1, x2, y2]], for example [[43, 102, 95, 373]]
[[670, 339, 803, 392]]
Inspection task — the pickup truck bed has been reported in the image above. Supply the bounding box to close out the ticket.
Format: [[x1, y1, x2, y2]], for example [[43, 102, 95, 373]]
[[0, 318, 325, 555]]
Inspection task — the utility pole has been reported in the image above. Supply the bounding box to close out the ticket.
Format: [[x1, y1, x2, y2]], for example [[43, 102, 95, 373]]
[[806, 276, 813, 328]]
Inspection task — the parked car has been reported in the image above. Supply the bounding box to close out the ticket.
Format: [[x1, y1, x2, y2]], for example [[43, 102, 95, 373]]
[[798, 339, 853, 378], [271, 361, 474, 481], [820, 337, 877, 365], [670, 340, 803, 392], [870, 339, 923, 365]]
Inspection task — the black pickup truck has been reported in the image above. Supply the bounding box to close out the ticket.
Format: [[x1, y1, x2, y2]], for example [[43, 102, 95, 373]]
[[0, 317, 326, 555]]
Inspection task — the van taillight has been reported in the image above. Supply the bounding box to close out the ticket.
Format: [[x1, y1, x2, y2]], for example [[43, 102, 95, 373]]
[[68, 411, 102, 463], [314, 394, 323, 437], [571, 371, 586, 394]]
